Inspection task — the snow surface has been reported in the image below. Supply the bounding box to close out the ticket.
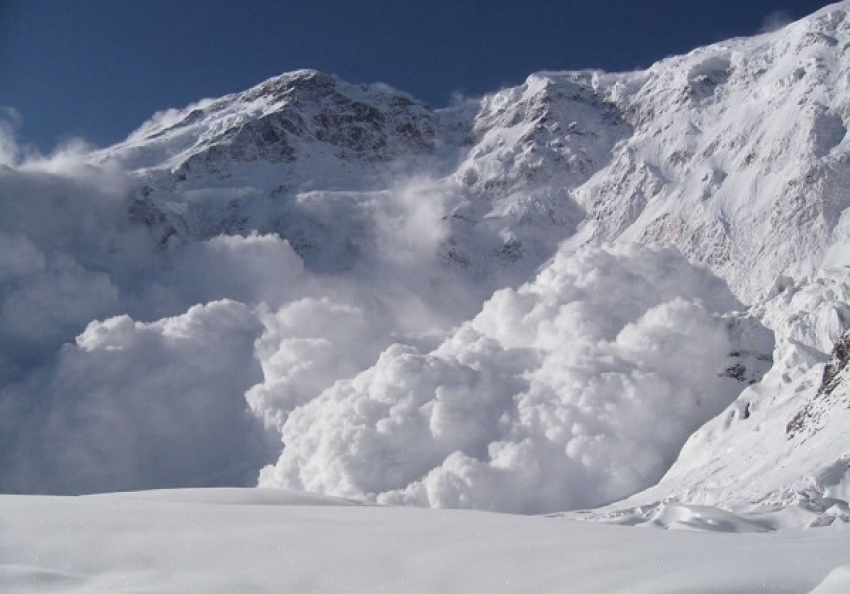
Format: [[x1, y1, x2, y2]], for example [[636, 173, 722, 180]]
[[1, 488, 848, 593]]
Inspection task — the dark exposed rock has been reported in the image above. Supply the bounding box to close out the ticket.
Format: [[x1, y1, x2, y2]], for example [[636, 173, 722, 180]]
[[494, 239, 524, 262], [787, 330, 850, 438], [129, 196, 167, 226], [169, 70, 437, 181], [819, 332, 850, 397], [722, 363, 747, 382]]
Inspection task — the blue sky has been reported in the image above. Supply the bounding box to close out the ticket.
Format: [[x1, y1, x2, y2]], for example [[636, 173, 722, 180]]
[[0, 0, 836, 152]]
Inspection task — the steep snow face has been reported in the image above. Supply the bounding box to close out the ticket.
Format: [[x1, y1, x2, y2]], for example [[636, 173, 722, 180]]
[[110, 5, 850, 303], [577, 269, 850, 528], [570, 4, 850, 302], [440, 72, 631, 284], [105, 69, 437, 177]]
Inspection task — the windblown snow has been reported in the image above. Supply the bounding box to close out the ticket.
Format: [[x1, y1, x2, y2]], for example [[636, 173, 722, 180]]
[[1, 0, 850, 543]]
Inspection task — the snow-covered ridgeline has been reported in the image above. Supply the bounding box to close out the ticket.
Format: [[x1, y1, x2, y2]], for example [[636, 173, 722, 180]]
[[112, 2, 850, 303]]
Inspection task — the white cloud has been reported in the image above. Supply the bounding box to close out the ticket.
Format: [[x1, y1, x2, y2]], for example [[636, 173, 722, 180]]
[[0, 142, 769, 509], [0, 107, 22, 167], [245, 296, 390, 433], [0, 233, 45, 282], [259, 244, 758, 513], [0, 156, 473, 494], [759, 10, 793, 34], [0, 164, 141, 387], [158, 232, 309, 312], [0, 300, 270, 494]]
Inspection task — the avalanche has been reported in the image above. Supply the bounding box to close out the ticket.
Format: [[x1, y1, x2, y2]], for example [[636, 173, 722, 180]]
[[1, 2, 850, 591]]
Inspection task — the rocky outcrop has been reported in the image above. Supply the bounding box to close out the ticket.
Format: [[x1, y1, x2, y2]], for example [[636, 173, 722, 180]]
[[787, 329, 850, 439]]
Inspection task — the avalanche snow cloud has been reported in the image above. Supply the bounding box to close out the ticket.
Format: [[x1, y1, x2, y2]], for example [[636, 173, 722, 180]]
[[260, 245, 753, 513], [0, 139, 759, 509], [5, 2, 850, 518], [0, 158, 453, 493]]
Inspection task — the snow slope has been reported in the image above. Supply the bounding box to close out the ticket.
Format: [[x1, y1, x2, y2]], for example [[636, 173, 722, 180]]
[[566, 4, 850, 303], [1, 488, 848, 593], [111, 2, 850, 303], [580, 269, 850, 528]]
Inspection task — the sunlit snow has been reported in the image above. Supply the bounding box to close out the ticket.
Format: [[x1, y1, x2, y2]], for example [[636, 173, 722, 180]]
[[2, 2, 850, 592]]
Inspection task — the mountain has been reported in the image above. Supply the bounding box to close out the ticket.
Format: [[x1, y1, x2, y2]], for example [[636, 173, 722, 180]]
[[108, 3, 850, 303], [1, 2, 848, 526]]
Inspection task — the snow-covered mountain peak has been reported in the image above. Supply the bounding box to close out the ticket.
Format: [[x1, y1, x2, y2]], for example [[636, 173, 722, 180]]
[[109, 0, 850, 301], [104, 68, 437, 182], [110, 0, 850, 303], [3, 3, 850, 528]]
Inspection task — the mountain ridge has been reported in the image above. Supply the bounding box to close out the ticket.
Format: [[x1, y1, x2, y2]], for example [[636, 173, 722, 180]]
[[112, 1, 850, 304]]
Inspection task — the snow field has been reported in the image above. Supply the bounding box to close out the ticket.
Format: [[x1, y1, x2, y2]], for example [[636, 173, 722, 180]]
[[1, 489, 848, 593]]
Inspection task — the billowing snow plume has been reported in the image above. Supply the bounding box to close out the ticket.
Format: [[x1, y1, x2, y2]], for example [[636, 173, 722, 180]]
[[0, 301, 268, 493], [259, 244, 763, 513], [583, 268, 850, 528], [0, 148, 765, 507], [0, 155, 476, 494]]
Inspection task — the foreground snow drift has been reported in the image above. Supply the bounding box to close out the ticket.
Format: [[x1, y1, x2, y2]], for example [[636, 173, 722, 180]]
[[1, 489, 849, 594]]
